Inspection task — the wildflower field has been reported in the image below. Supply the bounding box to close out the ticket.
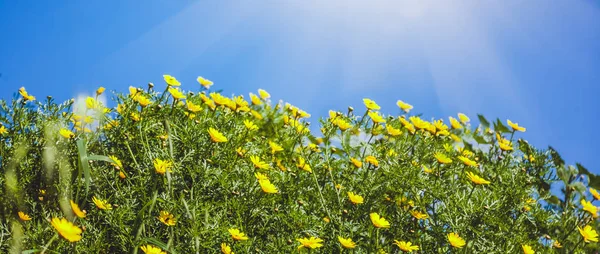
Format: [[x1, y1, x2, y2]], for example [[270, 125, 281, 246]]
[[0, 76, 599, 253]]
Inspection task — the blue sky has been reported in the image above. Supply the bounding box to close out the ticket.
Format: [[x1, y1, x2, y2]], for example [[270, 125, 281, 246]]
[[1, 1, 599, 174]]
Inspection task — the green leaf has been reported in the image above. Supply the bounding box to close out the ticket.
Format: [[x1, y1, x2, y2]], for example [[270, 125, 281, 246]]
[[545, 195, 561, 205], [473, 134, 490, 144], [570, 182, 587, 194], [548, 146, 565, 166], [494, 119, 511, 134], [477, 114, 490, 128], [76, 139, 92, 195], [88, 154, 114, 164]]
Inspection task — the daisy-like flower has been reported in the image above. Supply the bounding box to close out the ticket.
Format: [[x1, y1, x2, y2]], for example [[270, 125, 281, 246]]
[[258, 179, 278, 194], [163, 74, 181, 86], [370, 213, 390, 228], [186, 101, 202, 112], [457, 156, 478, 167], [368, 111, 386, 124], [338, 236, 357, 249], [70, 200, 86, 218], [581, 199, 598, 218], [579, 225, 599, 243], [197, 76, 213, 89], [220, 243, 233, 254], [19, 87, 36, 101], [363, 98, 381, 110], [347, 192, 364, 205], [449, 116, 462, 129], [59, 128, 75, 138], [50, 217, 82, 242], [350, 158, 363, 168], [296, 157, 312, 172], [243, 119, 259, 131], [447, 233, 466, 248], [0, 125, 7, 135], [158, 211, 176, 226], [434, 152, 452, 164], [458, 113, 470, 124], [134, 94, 151, 107], [229, 228, 249, 241], [208, 127, 228, 143], [334, 118, 352, 131], [409, 116, 429, 130], [410, 210, 428, 220], [96, 86, 105, 96], [258, 89, 270, 100], [466, 172, 491, 185], [254, 172, 269, 181], [109, 155, 123, 169], [396, 100, 413, 113], [269, 141, 284, 154], [521, 244, 535, 254], [168, 87, 186, 100], [394, 240, 419, 252], [92, 196, 112, 210], [297, 236, 324, 250], [365, 155, 379, 167], [590, 187, 600, 200], [249, 93, 262, 105], [250, 155, 270, 170], [18, 211, 31, 221], [386, 125, 402, 136], [552, 240, 562, 249], [153, 158, 173, 175], [140, 244, 167, 254], [507, 119, 526, 132]]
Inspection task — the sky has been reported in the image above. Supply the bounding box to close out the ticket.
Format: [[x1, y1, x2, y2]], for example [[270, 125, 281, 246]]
[[1, 0, 599, 174]]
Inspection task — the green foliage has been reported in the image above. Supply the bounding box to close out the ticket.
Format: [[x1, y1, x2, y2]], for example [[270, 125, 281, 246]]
[[0, 83, 598, 253]]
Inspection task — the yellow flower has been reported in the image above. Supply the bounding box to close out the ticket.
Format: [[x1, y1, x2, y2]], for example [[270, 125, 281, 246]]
[[86, 96, 99, 109], [507, 119, 526, 132], [579, 225, 599, 243], [154, 158, 173, 175], [368, 111, 386, 124], [347, 192, 364, 204], [498, 138, 513, 151], [450, 134, 461, 142], [434, 152, 452, 164], [96, 86, 105, 96], [394, 240, 419, 252], [422, 165, 433, 174], [254, 172, 269, 181], [59, 128, 75, 138], [158, 211, 176, 226], [334, 118, 352, 131], [249, 93, 262, 105], [338, 236, 357, 249], [590, 188, 600, 200], [552, 240, 562, 249], [449, 117, 462, 129], [396, 100, 413, 113], [386, 125, 402, 136], [365, 155, 379, 167], [457, 156, 478, 167], [186, 101, 202, 112], [466, 172, 491, 185], [521, 244, 535, 254], [295, 157, 312, 172], [229, 228, 249, 241], [363, 98, 381, 110], [119, 171, 126, 179], [410, 210, 428, 220], [258, 179, 278, 194], [141, 245, 167, 254], [163, 74, 181, 86], [19, 87, 36, 101], [250, 155, 270, 170], [409, 116, 429, 130], [50, 217, 82, 242], [208, 127, 228, 143], [18, 211, 31, 221], [350, 158, 363, 168], [269, 141, 284, 154], [258, 89, 270, 100], [92, 196, 112, 210], [210, 92, 230, 106], [109, 155, 123, 169], [243, 120, 259, 131], [220, 243, 233, 254], [134, 94, 151, 107], [0, 125, 7, 135], [447, 233, 466, 248], [70, 200, 86, 218], [168, 87, 186, 100], [297, 237, 324, 250], [197, 76, 213, 89], [370, 213, 390, 228], [130, 112, 141, 122], [458, 113, 470, 124], [250, 110, 263, 119], [581, 199, 598, 218]]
